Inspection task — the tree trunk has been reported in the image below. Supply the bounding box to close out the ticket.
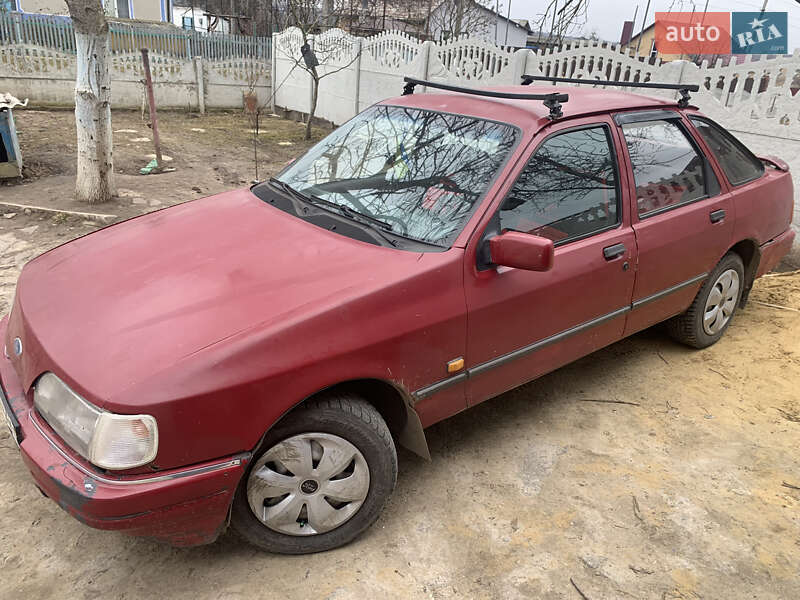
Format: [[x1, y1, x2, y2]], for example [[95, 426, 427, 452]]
[[66, 0, 115, 203], [306, 68, 318, 141]]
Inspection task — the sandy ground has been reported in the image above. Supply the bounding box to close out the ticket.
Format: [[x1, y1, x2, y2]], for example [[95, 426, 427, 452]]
[[0, 110, 799, 600]]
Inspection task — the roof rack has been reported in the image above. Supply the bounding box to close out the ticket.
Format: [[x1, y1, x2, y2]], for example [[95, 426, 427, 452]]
[[520, 75, 700, 108], [402, 76, 569, 120]]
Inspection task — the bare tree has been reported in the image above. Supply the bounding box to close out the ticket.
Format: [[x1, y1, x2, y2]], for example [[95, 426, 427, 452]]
[[533, 0, 590, 49], [427, 0, 496, 40], [276, 0, 368, 140], [65, 0, 115, 203]]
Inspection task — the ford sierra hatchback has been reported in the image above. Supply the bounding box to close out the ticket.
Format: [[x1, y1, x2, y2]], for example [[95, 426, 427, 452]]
[[1, 77, 794, 554]]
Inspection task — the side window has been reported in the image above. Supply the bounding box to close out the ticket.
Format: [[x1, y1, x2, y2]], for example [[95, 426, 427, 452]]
[[499, 126, 620, 244], [622, 119, 719, 217], [689, 117, 764, 186]]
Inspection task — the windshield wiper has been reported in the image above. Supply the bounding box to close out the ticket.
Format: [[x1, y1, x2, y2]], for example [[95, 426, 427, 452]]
[[269, 178, 400, 247]]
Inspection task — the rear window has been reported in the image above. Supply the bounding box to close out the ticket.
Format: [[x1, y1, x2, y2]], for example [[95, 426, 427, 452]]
[[689, 117, 764, 186], [622, 119, 718, 217]]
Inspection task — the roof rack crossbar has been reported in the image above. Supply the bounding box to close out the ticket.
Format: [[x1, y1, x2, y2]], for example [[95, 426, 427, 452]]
[[520, 75, 699, 108], [402, 76, 568, 120]]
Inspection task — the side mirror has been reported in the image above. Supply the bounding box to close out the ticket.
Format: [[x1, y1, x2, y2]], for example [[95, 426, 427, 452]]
[[488, 231, 554, 272]]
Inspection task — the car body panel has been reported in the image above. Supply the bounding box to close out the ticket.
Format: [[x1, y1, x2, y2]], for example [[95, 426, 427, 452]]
[[6, 189, 469, 469], [2, 86, 795, 546], [460, 114, 638, 405]]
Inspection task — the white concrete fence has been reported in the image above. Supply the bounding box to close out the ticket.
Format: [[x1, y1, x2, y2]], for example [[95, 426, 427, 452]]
[[0, 25, 798, 246], [274, 26, 800, 142], [273, 27, 800, 247], [0, 44, 271, 111]]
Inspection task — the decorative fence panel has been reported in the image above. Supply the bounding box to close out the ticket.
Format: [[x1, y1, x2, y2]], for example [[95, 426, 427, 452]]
[[0, 12, 271, 60], [273, 28, 800, 143]]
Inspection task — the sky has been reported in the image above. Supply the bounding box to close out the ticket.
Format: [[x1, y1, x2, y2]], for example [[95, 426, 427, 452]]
[[506, 0, 800, 50]]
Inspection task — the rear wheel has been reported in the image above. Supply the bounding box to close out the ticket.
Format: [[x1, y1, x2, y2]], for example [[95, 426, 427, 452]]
[[667, 252, 745, 349], [230, 396, 397, 554]]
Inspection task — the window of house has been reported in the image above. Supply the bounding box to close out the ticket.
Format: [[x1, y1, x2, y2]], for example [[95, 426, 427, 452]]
[[689, 117, 763, 186], [499, 126, 620, 243], [622, 119, 718, 217], [116, 0, 130, 19], [182, 16, 193, 30]]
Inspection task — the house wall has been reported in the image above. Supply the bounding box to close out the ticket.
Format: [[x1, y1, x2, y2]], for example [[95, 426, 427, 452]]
[[170, 6, 230, 33], [15, 0, 166, 21], [426, 4, 528, 47], [17, 0, 68, 15], [626, 26, 682, 62], [130, 0, 162, 22]]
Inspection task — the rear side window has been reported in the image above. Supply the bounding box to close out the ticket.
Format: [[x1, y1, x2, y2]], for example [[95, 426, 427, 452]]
[[499, 126, 619, 244], [622, 120, 719, 217], [689, 117, 764, 186]]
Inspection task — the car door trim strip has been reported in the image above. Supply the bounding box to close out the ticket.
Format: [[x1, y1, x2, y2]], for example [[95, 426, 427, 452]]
[[412, 272, 708, 402], [631, 273, 708, 309]]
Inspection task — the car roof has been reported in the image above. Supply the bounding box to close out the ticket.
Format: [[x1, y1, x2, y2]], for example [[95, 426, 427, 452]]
[[380, 85, 680, 131]]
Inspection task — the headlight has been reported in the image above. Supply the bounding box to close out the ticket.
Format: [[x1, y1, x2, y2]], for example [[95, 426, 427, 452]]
[[34, 373, 158, 470]]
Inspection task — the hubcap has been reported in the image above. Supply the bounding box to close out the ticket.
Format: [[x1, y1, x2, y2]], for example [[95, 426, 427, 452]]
[[703, 268, 740, 335], [246, 433, 370, 536]]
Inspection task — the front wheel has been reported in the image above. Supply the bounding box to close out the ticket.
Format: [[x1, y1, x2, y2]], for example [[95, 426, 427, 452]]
[[230, 396, 397, 554], [667, 252, 745, 349]]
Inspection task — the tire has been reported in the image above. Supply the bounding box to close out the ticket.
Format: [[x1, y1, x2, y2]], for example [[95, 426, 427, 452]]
[[667, 252, 745, 349], [230, 395, 397, 554]]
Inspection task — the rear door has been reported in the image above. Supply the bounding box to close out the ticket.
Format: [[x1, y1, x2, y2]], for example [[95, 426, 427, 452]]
[[463, 117, 638, 406], [615, 110, 735, 336]]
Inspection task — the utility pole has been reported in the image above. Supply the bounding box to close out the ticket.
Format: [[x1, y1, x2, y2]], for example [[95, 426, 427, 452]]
[[628, 5, 639, 52], [635, 0, 650, 56], [504, 0, 511, 45], [495, 0, 499, 42]]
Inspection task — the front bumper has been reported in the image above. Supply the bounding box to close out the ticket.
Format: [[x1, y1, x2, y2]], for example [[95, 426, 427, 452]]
[[0, 316, 249, 547]]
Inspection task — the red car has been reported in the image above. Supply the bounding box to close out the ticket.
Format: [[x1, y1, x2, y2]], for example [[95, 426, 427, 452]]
[[1, 77, 794, 554]]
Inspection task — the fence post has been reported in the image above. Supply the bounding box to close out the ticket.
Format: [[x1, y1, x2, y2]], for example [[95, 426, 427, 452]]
[[419, 40, 433, 93], [270, 36, 277, 113], [352, 38, 362, 117], [13, 12, 22, 45], [194, 56, 205, 114], [307, 34, 314, 116], [510, 48, 529, 85]]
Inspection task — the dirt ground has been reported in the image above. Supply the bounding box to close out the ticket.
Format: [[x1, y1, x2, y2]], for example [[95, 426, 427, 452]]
[[0, 110, 799, 600]]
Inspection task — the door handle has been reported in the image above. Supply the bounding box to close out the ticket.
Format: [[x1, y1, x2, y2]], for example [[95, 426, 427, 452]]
[[603, 243, 626, 260], [710, 209, 726, 224]]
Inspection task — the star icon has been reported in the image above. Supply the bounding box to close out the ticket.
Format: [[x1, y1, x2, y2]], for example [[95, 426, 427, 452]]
[[748, 16, 767, 29]]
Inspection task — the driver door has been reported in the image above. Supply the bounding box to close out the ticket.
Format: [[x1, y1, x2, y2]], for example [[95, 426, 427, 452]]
[[464, 117, 638, 405]]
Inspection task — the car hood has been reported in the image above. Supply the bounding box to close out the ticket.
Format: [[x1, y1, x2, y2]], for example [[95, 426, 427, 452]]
[[8, 188, 425, 404]]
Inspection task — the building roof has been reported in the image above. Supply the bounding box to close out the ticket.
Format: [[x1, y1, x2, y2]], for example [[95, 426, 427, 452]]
[[345, 0, 532, 33], [383, 85, 678, 128]]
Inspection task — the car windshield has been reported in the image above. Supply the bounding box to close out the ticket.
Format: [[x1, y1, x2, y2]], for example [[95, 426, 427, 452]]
[[276, 105, 518, 246]]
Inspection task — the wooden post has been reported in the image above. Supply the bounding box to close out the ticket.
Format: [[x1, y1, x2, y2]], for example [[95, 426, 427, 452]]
[[194, 56, 205, 114], [140, 48, 163, 169], [352, 38, 362, 117]]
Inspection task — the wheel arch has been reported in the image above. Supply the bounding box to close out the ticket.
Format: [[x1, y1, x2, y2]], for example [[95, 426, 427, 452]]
[[256, 378, 431, 461], [727, 238, 760, 306]]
